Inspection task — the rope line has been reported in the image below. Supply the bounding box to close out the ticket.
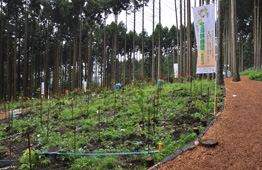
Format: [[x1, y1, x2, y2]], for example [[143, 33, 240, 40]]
[[42, 150, 159, 156]]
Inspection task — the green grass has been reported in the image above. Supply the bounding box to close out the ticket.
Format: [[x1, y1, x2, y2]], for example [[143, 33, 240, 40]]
[[240, 68, 262, 81], [0, 79, 223, 169]]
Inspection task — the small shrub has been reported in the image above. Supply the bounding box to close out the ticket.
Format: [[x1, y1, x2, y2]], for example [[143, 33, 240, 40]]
[[249, 70, 262, 81]]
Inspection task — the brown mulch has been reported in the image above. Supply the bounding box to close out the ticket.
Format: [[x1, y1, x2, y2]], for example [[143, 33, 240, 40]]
[[156, 76, 262, 170]]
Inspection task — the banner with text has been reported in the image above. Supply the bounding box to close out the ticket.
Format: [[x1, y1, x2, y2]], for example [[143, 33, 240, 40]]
[[174, 63, 178, 78], [41, 82, 44, 95], [193, 4, 216, 74]]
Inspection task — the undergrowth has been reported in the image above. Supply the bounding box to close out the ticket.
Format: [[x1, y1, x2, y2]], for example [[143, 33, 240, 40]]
[[240, 68, 262, 81]]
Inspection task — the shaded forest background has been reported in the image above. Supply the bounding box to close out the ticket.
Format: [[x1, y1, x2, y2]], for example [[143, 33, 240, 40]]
[[0, 0, 261, 101]]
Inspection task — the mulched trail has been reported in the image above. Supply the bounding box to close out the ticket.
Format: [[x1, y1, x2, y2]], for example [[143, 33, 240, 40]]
[[156, 76, 262, 170]]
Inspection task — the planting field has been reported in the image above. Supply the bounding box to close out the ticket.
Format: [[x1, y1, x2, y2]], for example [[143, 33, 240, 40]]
[[0, 80, 223, 169]]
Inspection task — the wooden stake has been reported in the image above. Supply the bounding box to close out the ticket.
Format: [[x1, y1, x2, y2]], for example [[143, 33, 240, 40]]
[[215, 94, 218, 114], [47, 108, 49, 139], [114, 93, 116, 118], [148, 107, 150, 154], [27, 132, 32, 170], [98, 107, 100, 140], [41, 98, 43, 126], [4, 98, 6, 119], [72, 100, 74, 127], [153, 97, 156, 135], [207, 87, 209, 121], [74, 120, 76, 158]]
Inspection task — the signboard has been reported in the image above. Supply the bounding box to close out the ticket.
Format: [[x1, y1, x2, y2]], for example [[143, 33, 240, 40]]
[[41, 82, 44, 95], [193, 4, 216, 74], [174, 63, 178, 78], [83, 81, 87, 92]]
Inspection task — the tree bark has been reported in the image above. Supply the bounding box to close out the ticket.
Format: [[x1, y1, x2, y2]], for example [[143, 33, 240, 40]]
[[231, 0, 240, 81], [73, 36, 77, 90], [0, 0, 3, 100], [13, 10, 18, 100], [187, 0, 192, 82], [158, 0, 161, 80], [152, 0, 155, 82], [6, 7, 10, 100], [44, 24, 49, 98], [133, 1, 136, 81], [53, 37, 60, 94], [216, 0, 225, 85], [113, 14, 118, 83], [256, 0, 260, 71], [142, 0, 144, 82], [78, 18, 83, 89], [124, 11, 127, 84], [23, 0, 29, 97], [180, 0, 183, 82], [68, 40, 72, 91], [88, 30, 93, 89], [174, 0, 179, 82], [103, 14, 107, 87]]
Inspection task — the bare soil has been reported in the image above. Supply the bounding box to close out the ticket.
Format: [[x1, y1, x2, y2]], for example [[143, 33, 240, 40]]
[[156, 76, 262, 170]]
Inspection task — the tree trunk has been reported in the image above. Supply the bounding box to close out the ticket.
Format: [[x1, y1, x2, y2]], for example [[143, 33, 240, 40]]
[[187, 0, 192, 82], [216, 0, 225, 85], [88, 30, 93, 89], [23, 0, 29, 97], [30, 45, 34, 98], [53, 38, 60, 94], [158, 0, 161, 80], [180, 0, 183, 81], [231, 0, 240, 81], [78, 18, 83, 89], [133, 2, 136, 81], [124, 11, 127, 84], [224, 10, 228, 78], [183, 0, 186, 78], [256, 0, 260, 71], [113, 14, 118, 83], [68, 40, 72, 91], [0, 0, 3, 100], [152, 0, 155, 82], [174, 0, 179, 82], [13, 11, 18, 100], [142, 0, 145, 82], [6, 9, 11, 100], [103, 14, 107, 87], [44, 25, 49, 98], [73, 36, 77, 90]]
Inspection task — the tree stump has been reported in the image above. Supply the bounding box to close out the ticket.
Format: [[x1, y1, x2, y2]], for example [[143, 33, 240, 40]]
[[200, 139, 218, 148], [145, 156, 154, 168], [193, 127, 199, 135]]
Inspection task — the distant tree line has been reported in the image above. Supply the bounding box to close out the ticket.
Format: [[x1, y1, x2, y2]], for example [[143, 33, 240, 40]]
[[0, 0, 260, 101]]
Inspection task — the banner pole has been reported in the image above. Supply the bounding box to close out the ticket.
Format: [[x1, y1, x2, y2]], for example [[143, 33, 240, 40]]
[[214, 73, 217, 114], [214, 1, 218, 115]]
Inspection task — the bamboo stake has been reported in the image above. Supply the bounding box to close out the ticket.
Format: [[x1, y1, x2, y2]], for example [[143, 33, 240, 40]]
[[27, 132, 32, 170], [74, 120, 76, 158], [207, 87, 210, 122], [47, 108, 49, 139], [148, 107, 150, 154]]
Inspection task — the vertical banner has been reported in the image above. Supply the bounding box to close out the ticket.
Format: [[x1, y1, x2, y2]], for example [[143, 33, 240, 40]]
[[174, 63, 178, 78], [41, 82, 44, 95], [83, 81, 87, 92], [193, 4, 216, 74]]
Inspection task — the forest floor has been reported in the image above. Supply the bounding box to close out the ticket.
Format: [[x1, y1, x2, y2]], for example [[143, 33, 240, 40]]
[[153, 75, 262, 170]]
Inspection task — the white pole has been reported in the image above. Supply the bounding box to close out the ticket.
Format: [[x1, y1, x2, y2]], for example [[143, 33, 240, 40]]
[[214, 1, 218, 114]]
